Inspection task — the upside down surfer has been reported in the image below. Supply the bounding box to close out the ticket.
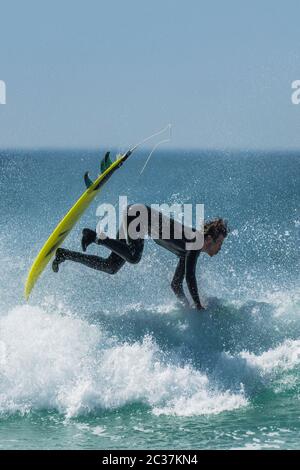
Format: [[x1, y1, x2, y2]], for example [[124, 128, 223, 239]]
[[52, 204, 228, 310]]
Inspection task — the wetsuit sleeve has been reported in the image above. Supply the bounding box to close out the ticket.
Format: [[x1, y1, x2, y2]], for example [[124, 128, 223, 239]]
[[185, 250, 203, 310], [171, 256, 189, 307]]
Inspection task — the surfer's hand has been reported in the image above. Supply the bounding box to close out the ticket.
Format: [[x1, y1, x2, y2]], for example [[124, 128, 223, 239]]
[[194, 302, 205, 311]]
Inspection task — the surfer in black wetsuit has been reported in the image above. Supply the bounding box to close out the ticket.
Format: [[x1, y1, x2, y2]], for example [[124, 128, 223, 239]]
[[52, 204, 228, 310]]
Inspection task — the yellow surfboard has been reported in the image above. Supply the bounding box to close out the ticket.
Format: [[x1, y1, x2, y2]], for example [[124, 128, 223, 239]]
[[24, 149, 135, 300]]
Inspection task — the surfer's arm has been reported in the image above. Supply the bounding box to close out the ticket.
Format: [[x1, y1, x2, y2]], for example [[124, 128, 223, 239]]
[[185, 250, 204, 310], [171, 256, 189, 307]]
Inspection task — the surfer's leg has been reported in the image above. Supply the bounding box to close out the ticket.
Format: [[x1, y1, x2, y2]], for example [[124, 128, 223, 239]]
[[81, 226, 144, 263], [81, 228, 97, 252], [80, 204, 146, 264], [52, 248, 126, 274], [97, 206, 146, 264], [96, 236, 144, 264]]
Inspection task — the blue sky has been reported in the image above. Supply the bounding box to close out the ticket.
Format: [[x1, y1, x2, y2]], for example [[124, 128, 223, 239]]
[[1, 0, 300, 149]]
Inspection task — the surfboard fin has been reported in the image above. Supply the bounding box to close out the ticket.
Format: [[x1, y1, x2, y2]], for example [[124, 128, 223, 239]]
[[100, 151, 113, 174], [84, 171, 93, 188]]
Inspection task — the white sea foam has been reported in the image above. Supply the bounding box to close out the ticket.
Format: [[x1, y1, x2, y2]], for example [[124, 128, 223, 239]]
[[0, 281, 299, 419], [258, 288, 300, 317], [153, 387, 247, 417], [0, 304, 248, 418], [91, 426, 106, 436], [240, 340, 300, 372]]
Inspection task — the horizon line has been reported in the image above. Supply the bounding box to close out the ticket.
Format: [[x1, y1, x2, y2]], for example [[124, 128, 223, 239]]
[[1, 145, 300, 154]]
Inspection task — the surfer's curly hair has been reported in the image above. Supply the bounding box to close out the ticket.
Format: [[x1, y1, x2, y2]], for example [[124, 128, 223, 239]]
[[204, 218, 229, 241]]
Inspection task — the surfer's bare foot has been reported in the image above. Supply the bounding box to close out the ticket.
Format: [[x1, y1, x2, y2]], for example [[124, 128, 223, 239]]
[[81, 228, 96, 252], [52, 248, 65, 272]]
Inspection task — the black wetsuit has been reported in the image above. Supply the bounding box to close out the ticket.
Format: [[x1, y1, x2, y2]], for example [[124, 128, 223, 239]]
[[54, 204, 203, 309]]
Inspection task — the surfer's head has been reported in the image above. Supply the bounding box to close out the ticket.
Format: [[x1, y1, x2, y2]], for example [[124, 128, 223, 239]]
[[203, 218, 229, 256]]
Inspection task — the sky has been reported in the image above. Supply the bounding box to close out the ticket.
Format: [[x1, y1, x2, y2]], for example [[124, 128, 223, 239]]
[[1, 0, 300, 150]]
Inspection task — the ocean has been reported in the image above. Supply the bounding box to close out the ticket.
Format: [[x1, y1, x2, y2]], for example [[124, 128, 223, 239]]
[[0, 148, 299, 449]]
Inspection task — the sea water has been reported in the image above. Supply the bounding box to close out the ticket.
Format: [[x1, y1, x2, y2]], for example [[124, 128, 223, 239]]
[[0, 149, 299, 449]]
